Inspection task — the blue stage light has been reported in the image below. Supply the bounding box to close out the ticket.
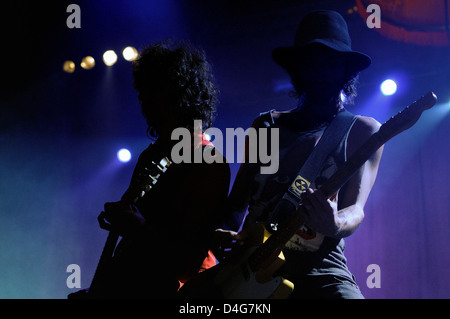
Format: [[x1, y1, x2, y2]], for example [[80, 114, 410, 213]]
[[117, 148, 131, 163], [380, 79, 397, 96]]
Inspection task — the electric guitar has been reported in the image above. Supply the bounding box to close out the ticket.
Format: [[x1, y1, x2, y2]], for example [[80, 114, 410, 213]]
[[179, 91, 437, 299], [88, 156, 172, 298]]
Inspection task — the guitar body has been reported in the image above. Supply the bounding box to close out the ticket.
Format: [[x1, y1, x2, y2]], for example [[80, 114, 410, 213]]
[[179, 223, 294, 299]]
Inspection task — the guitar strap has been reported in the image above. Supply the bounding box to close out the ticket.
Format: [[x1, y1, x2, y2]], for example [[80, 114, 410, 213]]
[[263, 109, 356, 250], [284, 109, 357, 205]]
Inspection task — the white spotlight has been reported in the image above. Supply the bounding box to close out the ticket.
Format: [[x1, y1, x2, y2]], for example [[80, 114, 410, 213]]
[[122, 46, 138, 61], [380, 79, 397, 96], [103, 50, 118, 66], [117, 148, 132, 163]]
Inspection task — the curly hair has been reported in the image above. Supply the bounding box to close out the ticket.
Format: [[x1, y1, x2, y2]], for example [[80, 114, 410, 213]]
[[132, 39, 218, 138]]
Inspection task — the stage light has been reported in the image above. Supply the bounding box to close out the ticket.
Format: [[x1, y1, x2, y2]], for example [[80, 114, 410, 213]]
[[80, 56, 95, 70], [122, 46, 138, 61], [380, 79, 397, 96], [103, 50, 118, 66], [63, 60, 75, 73], [117, 148, 132, 163]]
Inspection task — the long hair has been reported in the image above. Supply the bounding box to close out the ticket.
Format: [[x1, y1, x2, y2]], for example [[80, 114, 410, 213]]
[[289, 73, 360, 108], [132, 39, 218, 138]]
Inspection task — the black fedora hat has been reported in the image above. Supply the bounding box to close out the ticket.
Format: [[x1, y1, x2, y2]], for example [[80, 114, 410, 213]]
[[272, 10, 371, 75]]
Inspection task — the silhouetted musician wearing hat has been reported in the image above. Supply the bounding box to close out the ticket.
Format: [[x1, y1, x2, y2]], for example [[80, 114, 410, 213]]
[[217, 10, 384, 299]]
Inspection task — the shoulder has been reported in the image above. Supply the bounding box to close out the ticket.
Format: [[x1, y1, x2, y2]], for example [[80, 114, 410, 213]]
[[351, 115, 381, 138], [251, 108, 297, 128], [347, 115, 382, 158], [251, 109, 275, 128]]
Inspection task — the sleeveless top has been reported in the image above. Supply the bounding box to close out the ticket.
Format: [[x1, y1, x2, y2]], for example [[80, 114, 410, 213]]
[[245, 109, 358, 283]]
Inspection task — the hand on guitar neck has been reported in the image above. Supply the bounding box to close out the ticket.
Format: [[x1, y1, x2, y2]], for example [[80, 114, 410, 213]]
[[97, 157, 172, 239]]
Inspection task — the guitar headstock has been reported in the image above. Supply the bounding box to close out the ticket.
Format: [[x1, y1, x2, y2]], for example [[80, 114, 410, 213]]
[[124, 156, 172, 204], [377, 92, 437, 143]]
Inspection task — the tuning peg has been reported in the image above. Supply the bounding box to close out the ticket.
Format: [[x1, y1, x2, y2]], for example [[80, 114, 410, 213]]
[[160, 157, 172, 167]]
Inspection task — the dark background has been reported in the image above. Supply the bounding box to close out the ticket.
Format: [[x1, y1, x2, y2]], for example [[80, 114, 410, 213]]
[[0, 0, 449, 299]]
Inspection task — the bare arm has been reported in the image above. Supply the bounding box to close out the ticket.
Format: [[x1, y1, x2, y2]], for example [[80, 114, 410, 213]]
[[301, 116, 383, 239]]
